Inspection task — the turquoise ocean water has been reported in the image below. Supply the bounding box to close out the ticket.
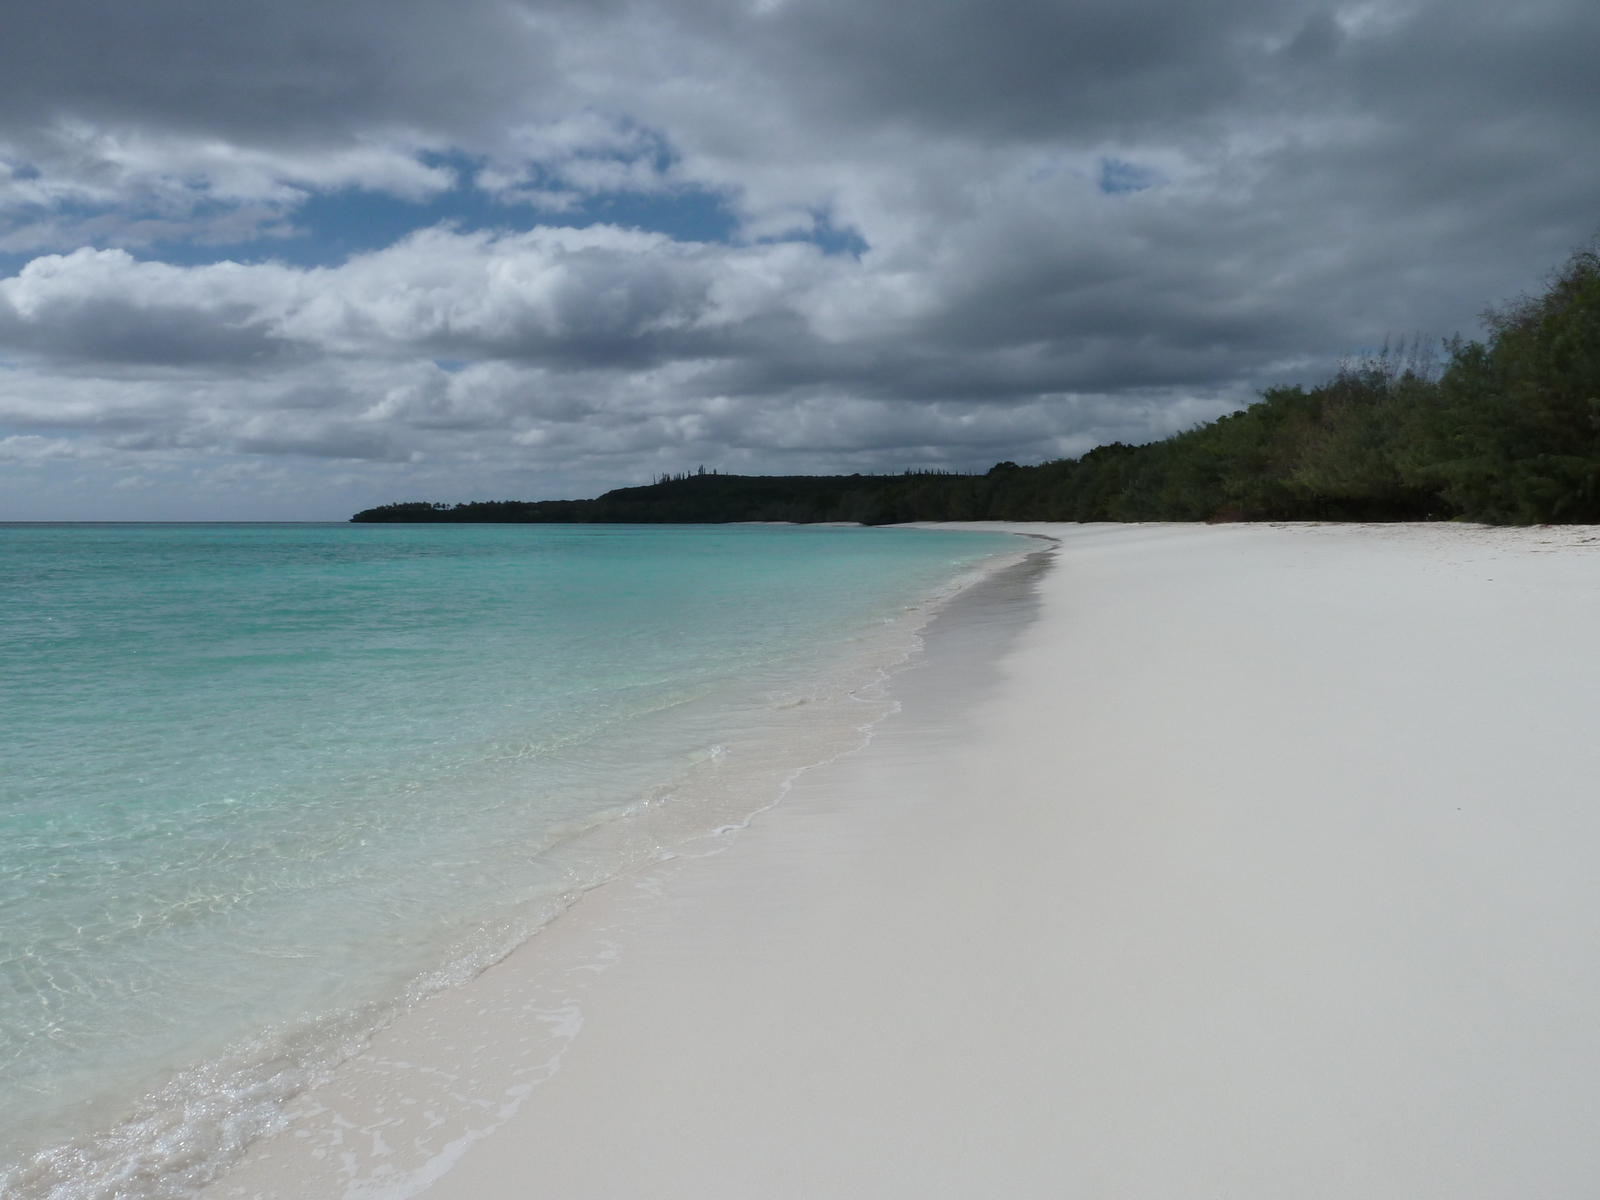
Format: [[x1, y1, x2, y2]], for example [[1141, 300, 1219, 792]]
[[0, 522, 1021, 1197]]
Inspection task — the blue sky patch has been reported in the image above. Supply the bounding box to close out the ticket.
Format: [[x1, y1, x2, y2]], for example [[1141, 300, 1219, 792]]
[[0, 143, 871, 276], [1099, 158, 1159, 194], [798, 210, 869, 258]]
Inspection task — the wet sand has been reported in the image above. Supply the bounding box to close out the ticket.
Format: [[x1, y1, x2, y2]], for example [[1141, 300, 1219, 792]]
[[212, 523, 1600, 1199]]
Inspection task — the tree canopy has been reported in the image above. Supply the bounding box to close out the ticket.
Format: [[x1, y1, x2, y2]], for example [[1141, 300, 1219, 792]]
[[355, 244, 1600, 527]]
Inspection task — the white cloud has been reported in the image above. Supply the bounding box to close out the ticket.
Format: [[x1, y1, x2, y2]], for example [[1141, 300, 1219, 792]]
[[0, 432, 105, 460], [0, 125, 457, 252], [0, 0, 1595, 515]]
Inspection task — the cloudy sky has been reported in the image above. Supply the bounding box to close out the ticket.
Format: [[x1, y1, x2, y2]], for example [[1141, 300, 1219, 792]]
[[1, 0, 1595, 518]]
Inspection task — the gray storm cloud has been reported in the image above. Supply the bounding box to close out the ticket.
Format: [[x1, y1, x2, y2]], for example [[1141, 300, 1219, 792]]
[[0, 0, 1595, 517]]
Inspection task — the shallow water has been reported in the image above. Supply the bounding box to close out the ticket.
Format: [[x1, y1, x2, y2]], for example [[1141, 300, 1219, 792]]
[[0, 522, 1021, 1196]]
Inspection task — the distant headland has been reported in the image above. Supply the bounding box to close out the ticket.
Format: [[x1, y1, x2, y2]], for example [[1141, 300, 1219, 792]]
[[355, 244, 1600, 528]]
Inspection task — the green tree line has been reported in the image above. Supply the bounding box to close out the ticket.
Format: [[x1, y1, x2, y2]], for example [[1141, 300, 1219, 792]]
[[354, 243, 1600, 526]]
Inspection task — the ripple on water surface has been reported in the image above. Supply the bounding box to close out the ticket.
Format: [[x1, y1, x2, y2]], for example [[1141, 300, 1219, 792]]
[[0, 521, 1024, 1198]]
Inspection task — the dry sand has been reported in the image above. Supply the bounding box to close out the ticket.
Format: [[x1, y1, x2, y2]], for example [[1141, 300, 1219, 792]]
[[211, 522, 1600, 1199]]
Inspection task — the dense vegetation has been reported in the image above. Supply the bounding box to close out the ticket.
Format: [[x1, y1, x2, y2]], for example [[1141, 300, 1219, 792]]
[[354, 245, 1600, 526]]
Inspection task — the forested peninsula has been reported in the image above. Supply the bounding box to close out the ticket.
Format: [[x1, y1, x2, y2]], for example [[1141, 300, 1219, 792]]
[[353, 245, 1600, 527]]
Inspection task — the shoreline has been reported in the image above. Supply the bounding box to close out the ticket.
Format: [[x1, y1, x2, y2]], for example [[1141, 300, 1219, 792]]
[[215, 521, 1600, 1198], [3, 526, 1030, 1200], [182, 531, 1044, 1200]]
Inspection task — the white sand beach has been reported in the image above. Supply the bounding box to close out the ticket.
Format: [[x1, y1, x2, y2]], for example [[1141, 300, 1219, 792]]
[[211, 522, 1600, 1199]]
